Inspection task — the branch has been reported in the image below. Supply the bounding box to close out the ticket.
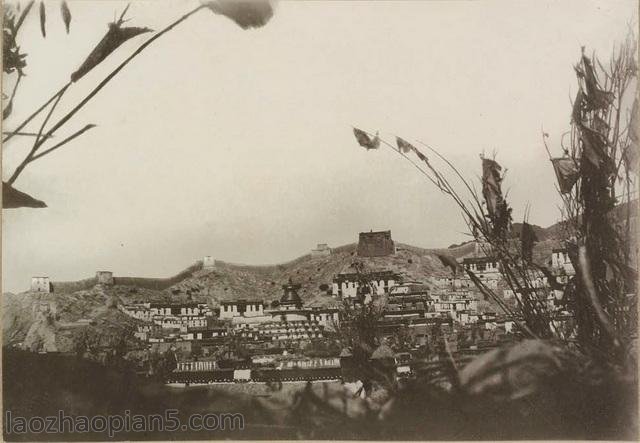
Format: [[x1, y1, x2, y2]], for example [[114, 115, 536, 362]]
[[357, 129, 443, 190], [29, 124, 97, 163], [5, 4, 207, 184], [3, 84, 70, 144], [577, 245, 620, 348], [416, 140, 487, 222], [7, 84, 69, 185], [15, 1, 35, 34], [39, 4, 207, 148], [3, 73, 23, 120], [2, 131, 53, 138], [34, 84, 70, 147]]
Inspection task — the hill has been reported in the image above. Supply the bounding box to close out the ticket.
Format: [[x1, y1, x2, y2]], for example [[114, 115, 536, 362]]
[[171, 242, 462, 304], [2, 235, 567, 350], [2, 287, 143, 351], [13, 199, 640, 350]]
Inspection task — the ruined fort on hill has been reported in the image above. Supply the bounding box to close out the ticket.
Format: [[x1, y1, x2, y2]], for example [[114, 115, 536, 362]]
[[357, 230, 396, 257]]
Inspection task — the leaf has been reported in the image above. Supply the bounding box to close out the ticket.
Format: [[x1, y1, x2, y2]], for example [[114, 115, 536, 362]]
[[16, 0, 35, 32], [39, 1, 46, 38], [60, 0, 71, 33], [353, 128, 380, 150], [204, 0, 273, 29], [71, 23, 152, 82], [3, 100, 13, 120], [2, 182, 47, 208]]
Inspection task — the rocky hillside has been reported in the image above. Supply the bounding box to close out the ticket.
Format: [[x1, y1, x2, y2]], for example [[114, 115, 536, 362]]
[[2, 236, 567, 350], [168, 223, 573, 306], [21, 197, 640, 351], [2, 285, 168, 350], [5, 198, 637, 352], [171, 243, 467, 304]]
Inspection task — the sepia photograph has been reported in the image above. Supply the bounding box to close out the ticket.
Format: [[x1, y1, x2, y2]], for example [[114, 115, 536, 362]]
[[1, 0, 638, 440]]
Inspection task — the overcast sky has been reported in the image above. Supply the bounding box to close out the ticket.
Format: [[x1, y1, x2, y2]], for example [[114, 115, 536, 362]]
[[2, 0, 637, 292]]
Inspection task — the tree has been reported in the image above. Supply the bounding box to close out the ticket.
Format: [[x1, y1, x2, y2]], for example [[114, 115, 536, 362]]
[[333, 262, 386, 381], [392, 325, 414, 352], [190, 341, 203, 359]]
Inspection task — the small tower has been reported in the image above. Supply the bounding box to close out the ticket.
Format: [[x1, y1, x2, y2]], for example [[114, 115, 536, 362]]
[[311, 243, 331, 257], [31, 277, 51, 293], [96, 271, 114, 286], [203, 256, 215, 269]]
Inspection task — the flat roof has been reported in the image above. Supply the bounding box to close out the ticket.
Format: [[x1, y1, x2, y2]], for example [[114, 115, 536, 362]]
[[462, 257, 498, 263], [220, 299, 264, 304]]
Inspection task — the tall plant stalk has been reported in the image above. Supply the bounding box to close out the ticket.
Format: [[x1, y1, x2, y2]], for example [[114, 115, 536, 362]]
[[5, 4, 207, 186], [352, 35, 637, 367], [3, 1, 275, 207]]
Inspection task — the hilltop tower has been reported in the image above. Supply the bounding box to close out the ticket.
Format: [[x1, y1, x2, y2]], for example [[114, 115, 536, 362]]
[[96, 271, 114, 286], [357, 230, 395, 257], [30, 276, 51, 293], [203, 256, 215, 269], [311, 243, 331, 257]]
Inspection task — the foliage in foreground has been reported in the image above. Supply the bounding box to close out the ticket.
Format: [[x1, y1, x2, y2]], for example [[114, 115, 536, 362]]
[[342, 37, 638, 440]]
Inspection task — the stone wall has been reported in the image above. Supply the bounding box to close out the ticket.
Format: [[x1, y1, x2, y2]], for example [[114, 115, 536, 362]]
[[50, 277, 97, 293], [113, 262, 203, 290], [48, 262, 203, 293]]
